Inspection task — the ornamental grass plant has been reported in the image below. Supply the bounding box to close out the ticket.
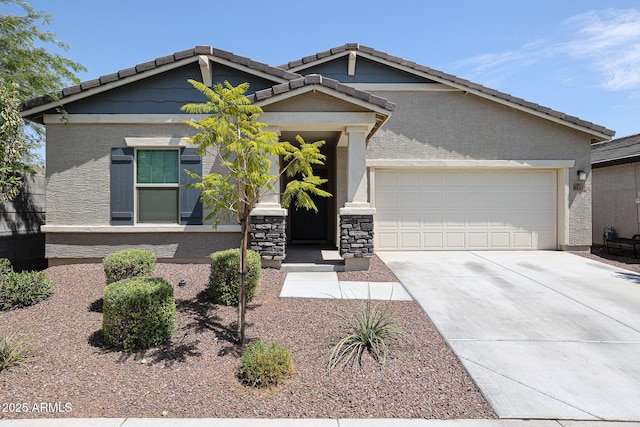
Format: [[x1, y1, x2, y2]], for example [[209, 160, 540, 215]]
[[327, 298, 411, 374], [0, 331, 33, 373]]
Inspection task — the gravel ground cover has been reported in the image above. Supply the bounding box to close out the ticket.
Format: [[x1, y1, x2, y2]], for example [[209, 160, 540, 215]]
[[0, 259, 495, 420], [574, 245, 640, 273]]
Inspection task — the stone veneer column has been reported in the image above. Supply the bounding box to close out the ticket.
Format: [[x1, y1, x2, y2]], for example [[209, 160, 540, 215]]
[[340, 126, 376, 271], [340, 214, 374, 270], [249, 215, 286, 269]]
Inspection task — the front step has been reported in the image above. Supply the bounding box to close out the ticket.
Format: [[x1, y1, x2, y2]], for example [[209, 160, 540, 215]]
[[281, 262, 345, 272]]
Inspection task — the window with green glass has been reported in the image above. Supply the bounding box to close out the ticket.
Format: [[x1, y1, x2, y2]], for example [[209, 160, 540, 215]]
[[136, 150, 179, 223]]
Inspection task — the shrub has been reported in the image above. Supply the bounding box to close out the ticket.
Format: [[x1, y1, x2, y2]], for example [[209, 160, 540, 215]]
[[0, 258, 11, 277], [103, 249, 156, 284], [102, 277, 176, 352], [327, 300, 411, 374], [208, 248, 261, 306], [0, 259, 54, 310], [0, 331, 33, 373], [237, 341, 294, 388]]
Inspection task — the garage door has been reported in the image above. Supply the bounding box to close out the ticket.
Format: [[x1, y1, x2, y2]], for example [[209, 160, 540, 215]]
[[374, 169, 557, 250]]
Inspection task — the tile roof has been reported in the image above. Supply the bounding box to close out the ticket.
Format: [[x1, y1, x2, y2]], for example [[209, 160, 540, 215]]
[[20, 46, 301, 112], [19, 43, 615, 139], [246, 74, 395, 112], [280, 43, 615, 138], [592, 133, 640, 167]]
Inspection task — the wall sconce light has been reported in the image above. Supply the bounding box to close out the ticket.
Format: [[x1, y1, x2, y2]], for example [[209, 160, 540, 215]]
[[178, 279, 187, 287], [577, 170, 587, 181]]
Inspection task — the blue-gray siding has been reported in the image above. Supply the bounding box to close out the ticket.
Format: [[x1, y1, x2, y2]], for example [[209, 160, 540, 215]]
[[299, 56, 435, 84], [62, 63, 280, 115]]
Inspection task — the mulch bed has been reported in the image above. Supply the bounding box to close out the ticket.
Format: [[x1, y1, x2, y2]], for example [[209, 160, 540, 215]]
[[0, 260, 495, 419]]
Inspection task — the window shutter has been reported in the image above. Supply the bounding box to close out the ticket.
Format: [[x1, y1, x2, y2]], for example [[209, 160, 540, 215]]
[[110, 147, 134, 225], [180, 147, 203, 225]]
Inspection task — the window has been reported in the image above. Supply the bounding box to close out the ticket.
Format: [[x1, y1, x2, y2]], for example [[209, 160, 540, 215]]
[[136, 149, 179, 223], [110, 146, 202, 226]]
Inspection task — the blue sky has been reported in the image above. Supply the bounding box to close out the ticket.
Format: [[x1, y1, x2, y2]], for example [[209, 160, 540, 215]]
[[9, 0, 640, 138]]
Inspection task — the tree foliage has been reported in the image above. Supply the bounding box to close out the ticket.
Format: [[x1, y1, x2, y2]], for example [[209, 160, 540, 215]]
[[0, 80, 26, 201], [0, 0, 85, 199], [182, 80, 331, 343]]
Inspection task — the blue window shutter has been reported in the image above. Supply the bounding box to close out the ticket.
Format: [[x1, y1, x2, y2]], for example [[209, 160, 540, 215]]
[[110, 147, 134, 225], [180, 147, 203, 225]]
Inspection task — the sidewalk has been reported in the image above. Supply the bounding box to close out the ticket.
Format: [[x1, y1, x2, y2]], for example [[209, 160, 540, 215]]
[[279, 271, 412, 300], [2, 418, 640, 426]]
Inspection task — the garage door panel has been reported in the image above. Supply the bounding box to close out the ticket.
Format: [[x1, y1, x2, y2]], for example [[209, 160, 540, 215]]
[[423, 232, 444, 248], [446, 232, 466, 248], [491, 232, 511, 248], [513, 232, 534, 248], [400, 232, 421, 248], [374, 169, 557, 250], [400, 191, 421, 208], [468, 232, 489, 248]]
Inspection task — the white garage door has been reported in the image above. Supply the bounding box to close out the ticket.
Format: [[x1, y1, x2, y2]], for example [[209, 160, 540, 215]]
[[374, 169, 557, 250]]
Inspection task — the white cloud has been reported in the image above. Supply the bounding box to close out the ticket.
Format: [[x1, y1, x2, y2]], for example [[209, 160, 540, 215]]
[[457, 8, 640, 91]]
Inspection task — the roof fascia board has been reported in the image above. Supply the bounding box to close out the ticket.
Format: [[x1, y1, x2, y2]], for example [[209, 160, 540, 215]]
[[286, 51, 351, 73], [592, 155, 640, 168], [209, 55, 291, 84], [253, 84, 392, 117], [349, 83, 459, 92], [42, 111, 379, 128], [43, 114, 208, 124]]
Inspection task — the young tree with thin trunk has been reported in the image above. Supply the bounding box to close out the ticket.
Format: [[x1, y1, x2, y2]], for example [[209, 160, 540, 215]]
[[182, 80, 331, 344]]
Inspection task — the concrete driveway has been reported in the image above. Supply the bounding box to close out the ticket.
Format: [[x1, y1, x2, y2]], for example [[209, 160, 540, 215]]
[[377, 251, 640, 421]]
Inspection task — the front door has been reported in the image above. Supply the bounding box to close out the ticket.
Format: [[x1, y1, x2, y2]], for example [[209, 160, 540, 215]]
[[290, 168, 329, 243]]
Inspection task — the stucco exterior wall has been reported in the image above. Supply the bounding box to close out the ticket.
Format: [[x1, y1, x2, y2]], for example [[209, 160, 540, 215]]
[[45, 122, 225, 226], [44, 122, 241, 261], [366, 90, 594, 247], [592, 163, 640, 244], [46, 231, 240, 264]]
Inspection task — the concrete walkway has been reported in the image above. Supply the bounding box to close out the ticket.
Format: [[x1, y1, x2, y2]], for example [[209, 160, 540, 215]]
[[279, 271, 412, 300], [378, 251, 640, 422]]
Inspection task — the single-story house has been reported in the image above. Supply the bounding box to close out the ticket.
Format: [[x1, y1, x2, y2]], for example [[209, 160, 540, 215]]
[[20, 43, 615, 269], [592, 133, 640, 244]]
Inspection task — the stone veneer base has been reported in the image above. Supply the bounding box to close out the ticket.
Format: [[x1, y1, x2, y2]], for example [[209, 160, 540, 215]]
[[249, 215, 286, 265]]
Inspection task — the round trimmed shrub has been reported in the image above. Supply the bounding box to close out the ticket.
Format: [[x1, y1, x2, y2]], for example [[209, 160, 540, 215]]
[[237, 341, 294, 388], [103, 249, 156, 284], [102, 277, 176, 352], [208, 249, 261, 306]]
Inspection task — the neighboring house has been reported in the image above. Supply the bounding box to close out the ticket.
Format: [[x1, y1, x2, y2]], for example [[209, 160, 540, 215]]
[[592, 133, 640, 245], [20, 43, 614, 269]]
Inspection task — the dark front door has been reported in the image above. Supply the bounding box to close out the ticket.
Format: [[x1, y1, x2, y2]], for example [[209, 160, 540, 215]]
[[290, 169, 328, 243]]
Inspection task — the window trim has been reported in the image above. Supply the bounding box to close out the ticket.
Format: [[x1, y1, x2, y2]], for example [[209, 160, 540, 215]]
[[134, 148, 180, 224]]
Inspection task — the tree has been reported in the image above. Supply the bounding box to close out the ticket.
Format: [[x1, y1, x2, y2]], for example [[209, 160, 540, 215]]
[[182, 80, 331, 344], [0, 80, 26, 201], [0, 0, 85, 200]]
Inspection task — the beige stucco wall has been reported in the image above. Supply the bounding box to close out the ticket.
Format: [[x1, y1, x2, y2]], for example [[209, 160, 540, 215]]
[[45, 231, 240, 263], [45, 123, 225, 226], [366, 90, 594, 247], [592, 163, 640, 244], [44, 122, 240, 261]]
